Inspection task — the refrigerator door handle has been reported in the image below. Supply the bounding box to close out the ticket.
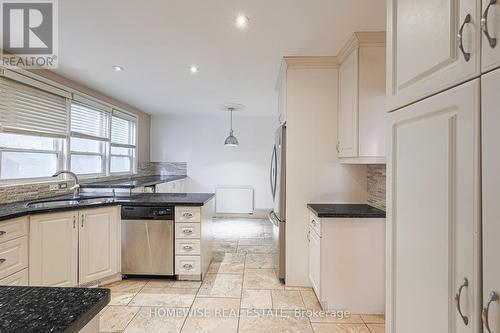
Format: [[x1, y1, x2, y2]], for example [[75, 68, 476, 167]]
[[268, 210, 280, 227], [270, 146, 277, 199]]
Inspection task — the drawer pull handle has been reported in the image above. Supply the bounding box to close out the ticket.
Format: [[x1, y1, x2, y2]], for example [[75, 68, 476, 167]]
[[0, 231, 6, 236], [0, 259, 6, 264], [182, 229, 193, 235], [455, 277, 469, 325], [482, 291, 499, 333], [182, 263, 193, 270], [182, 212, 194, 218], [311, 220, 317, 226], [457, 14, 472, 62], [182, 245, 194, 251]]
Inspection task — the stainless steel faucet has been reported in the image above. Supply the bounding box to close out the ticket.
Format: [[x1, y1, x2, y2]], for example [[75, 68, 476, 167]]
[[52, 170, 80, 197]]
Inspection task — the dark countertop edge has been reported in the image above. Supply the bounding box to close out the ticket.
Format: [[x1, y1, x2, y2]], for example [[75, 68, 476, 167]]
[[307, 204, 386, 219], [80, 175, 187, 189], [0, 193, 215, 222], [65, 289, 110, 333]]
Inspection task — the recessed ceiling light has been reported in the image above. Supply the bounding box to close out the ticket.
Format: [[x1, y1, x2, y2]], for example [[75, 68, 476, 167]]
[[235, 15, 249, 29], [189, 65, 199, 73], [112, 65, 124, 72]]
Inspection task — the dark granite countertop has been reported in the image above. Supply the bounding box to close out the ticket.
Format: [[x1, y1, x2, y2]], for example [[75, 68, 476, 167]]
[[0, 193, 215, 221], [81, 175, 187, 189], [307, 204, 386, 218], [0, 286, 109, 333]]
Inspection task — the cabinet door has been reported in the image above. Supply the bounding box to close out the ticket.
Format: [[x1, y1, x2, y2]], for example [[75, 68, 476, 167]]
[[386, 80, 480, 333], [481, 68, 500, 333], [338, 49, 358, 158], [29, 211, 78, 287], [482, 0, 500, 72], [386, 0, 480, 111], [308, 228, 321, 300], [79, 207, 119, 285]]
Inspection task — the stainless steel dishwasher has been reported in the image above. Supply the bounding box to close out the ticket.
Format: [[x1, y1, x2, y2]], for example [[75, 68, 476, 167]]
[[121, 206, 174, 276]]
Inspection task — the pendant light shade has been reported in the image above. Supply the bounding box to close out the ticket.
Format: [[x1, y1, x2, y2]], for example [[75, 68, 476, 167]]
[[224, 106, 240, 146]]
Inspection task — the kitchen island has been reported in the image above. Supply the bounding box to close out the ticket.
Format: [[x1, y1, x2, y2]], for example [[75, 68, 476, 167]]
[[0, 286, 109, 332]]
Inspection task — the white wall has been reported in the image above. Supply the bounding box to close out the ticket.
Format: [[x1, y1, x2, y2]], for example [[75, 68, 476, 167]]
[[285, 67, 368, 286], [151, 114, 276, 211]]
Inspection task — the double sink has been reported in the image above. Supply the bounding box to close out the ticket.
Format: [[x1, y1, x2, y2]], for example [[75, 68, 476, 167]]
[[26, 196, 114, 209]]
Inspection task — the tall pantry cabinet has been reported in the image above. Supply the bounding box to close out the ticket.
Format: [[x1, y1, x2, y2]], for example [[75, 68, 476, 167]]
[[386, 0, 500, 332]]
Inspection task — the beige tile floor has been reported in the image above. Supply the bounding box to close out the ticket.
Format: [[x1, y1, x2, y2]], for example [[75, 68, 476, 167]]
[[100, 218, 385, 333]]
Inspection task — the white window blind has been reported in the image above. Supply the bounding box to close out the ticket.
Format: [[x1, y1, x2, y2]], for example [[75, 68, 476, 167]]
[[0, 76, 68, 138], [111, 110, 137, 147], [70, 102, 110, 141]]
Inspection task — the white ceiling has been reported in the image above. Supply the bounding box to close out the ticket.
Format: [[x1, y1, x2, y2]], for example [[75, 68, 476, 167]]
[[55, 0, 386, 116]]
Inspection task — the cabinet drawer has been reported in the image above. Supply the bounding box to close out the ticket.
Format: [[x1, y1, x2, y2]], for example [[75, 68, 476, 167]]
[[175, 256, 201, 275], [0, 217, 28, 244], [175, 239, 201, 255], [0, 236, 28, 280], [175, 207, 201, 223], [175, 223, 201, 239], [309, 213, 321, 236], [0, 268, 28, 286]]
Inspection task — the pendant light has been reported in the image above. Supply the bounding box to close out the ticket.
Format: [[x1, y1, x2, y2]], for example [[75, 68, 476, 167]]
[[222, 104, 244, 146], [224, 108, 239, 146]]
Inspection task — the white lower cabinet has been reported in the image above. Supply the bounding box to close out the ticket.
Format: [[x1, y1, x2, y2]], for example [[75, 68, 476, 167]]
[[307, 212, 385, 313], [78, 207, 120, 285], [387, 80, 481, 333], [30, 206, 120, 287], [29, 211, 78, 287], [0, 268, 28, 286], [481, 68, 500, 333]]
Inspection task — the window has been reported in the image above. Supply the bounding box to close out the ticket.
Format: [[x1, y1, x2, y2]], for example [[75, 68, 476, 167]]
[[0, 133, 63, 180], [110, 111, 137, 174], [0, 70, 139, 182], [0, 73, 68, 181], [69, 99, 110, 176]]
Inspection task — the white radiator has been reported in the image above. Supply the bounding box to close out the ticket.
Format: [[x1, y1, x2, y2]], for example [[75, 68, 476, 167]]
[[215, 187, 254, 214]]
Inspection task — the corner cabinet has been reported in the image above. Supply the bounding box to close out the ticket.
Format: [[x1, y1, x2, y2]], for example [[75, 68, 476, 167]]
[[30, 206, 121, 287], [337, 32, 386, 164], [386, 0, 480, 111], [386, 80, 481, 333]]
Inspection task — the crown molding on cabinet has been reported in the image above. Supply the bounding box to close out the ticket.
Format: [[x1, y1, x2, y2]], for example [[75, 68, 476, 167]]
[[337, 32, 386, 64], [282, 56, 339, 69]]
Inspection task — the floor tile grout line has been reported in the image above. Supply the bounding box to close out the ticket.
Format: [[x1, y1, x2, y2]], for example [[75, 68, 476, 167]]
[[236, 246, 246, 333]]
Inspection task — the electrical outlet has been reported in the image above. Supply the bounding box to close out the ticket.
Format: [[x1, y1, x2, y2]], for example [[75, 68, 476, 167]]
[[49, 183, 68, 191]]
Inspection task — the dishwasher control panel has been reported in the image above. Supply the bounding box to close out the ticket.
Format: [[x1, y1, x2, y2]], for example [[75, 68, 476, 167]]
[[121, 206, 174, 220]]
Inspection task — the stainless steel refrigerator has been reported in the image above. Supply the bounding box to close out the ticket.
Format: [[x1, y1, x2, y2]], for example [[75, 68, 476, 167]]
[[269, 124, 286, 281]]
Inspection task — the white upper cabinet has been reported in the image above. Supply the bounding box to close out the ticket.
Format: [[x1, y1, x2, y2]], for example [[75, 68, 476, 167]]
[[337, 32, 386, 164], [481, 0, 500, 72], [386, 80, 481, 333], [387, 0, 481, 111], [481, 68, 500, 333], [78, 206, 120, 285]]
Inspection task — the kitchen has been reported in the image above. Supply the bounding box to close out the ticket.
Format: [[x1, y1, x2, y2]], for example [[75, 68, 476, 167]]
[[1, 0, 499, 333]]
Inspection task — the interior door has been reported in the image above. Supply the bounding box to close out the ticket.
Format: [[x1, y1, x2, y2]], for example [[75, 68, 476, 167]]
[[481, 68, 500, 333], [386, 80, 480, 333], [79, 207, 119, 284], [29, 211, 78, 287], [481, 0, 500, 72], [386, 0, 480, 111]]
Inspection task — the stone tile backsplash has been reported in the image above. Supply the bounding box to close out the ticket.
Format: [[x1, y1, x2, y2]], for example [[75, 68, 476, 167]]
[[0, 162, 188, 204], [367, 164, 386, 211]]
